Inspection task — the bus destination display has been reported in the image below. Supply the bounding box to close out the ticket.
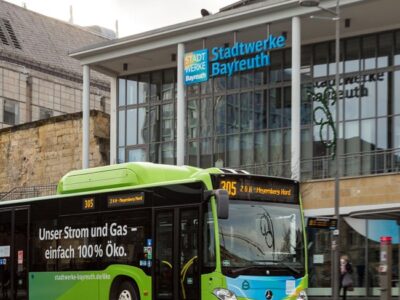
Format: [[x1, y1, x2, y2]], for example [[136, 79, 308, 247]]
[[215, 175, 298, 203], [307, 217, 337, 230], [108, 192, 145, 208]]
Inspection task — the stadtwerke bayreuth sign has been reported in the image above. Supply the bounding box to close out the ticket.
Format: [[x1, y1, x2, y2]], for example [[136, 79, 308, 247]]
[[184, 34, 286, 85]]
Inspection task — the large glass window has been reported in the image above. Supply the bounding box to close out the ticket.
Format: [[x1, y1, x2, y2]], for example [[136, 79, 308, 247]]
[[200, 138, 212, 168], [138, 74, 149, 104], [254, 90, 267, 130], [344, 38, 360, 73], [127, 108, 137, 145], [118, 110, 125, 147], [361, 75, 376, 118], [377, 72, 388, 117], [255, 132, 267, 174], [395, 71, 400, 115], [314, 43, 328, 78], [188, 100, 199, 139], [269, 89, 282, 129], [214, 96, 226, 135], [161, 104, 174, 141], [200, 98, 213, 137], [116, 29, 400, 178], [127, 76, 138, 105], [362, 35, 377, 70], [162, 70, 174, 100], [118, 79, 126, 107], [307, 218, 367, 295], [227, 94, 239, 134], [240, 92, 253, 132]]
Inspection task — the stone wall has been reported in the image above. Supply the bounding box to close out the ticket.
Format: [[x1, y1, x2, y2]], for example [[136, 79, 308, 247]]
[[301, 173, 400, 210], [0, 110, 109, 193]]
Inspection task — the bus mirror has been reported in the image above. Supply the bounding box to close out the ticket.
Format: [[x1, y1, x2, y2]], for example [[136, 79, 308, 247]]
[[214, 189, 229, 219]]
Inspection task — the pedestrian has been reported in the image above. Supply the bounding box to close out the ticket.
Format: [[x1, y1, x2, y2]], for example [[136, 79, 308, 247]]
[[340, 255, 353, 300]]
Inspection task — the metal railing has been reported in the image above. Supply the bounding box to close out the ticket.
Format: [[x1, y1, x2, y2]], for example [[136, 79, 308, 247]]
[[0, 184, 58, 201], [238, 148, 400, 180], [0, 148, 399, 201]]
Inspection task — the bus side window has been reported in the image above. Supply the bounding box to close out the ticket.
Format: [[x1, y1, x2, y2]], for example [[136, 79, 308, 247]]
[[30, 199, 59, 272], [100, 209, 151, 274], [202, 201, 215, 271]]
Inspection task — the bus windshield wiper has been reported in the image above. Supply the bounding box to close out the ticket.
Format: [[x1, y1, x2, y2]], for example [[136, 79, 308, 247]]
[[227, 261, 301, 276], [228, 264, 267, 275], [276, 261, 301, 274], [254, 260, 301, 274]]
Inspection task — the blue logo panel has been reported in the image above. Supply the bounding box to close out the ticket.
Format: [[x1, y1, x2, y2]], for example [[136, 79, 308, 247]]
[[226, 275, 302, 300], [184, 49, 209, 85]]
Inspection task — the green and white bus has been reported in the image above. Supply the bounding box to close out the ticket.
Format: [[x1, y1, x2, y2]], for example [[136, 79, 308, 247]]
[[0, 162, 307, 300]]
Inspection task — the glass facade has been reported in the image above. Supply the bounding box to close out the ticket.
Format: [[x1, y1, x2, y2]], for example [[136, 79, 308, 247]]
[[117, 29, 400, 179], [308, 218, 400, 297]]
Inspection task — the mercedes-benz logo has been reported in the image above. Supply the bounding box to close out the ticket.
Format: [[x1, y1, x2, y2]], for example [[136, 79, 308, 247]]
[[265, 290, 273, 300]]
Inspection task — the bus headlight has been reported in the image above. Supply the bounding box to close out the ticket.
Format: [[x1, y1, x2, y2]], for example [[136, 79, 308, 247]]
[[213, 288, 237, 300], [296, 290, 308, 300]]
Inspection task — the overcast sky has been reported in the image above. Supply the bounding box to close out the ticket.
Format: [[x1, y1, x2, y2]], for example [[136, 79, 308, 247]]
[[5, 0, 235, 37]]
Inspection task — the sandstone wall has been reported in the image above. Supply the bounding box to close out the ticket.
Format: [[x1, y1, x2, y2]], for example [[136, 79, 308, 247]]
[[301, 173, 400, 210], [0, 110, 109, 192]]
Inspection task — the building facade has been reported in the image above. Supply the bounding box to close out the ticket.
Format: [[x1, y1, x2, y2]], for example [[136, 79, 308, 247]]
[[0, 0, 111, 130], [71, 0, 400, 297]]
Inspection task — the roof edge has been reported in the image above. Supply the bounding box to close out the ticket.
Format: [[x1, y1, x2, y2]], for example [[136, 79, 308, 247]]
[[69, 0, 299, 59]]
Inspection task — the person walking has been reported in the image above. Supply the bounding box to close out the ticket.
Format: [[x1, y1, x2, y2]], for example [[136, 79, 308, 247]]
[[340, 255, 353, 300]]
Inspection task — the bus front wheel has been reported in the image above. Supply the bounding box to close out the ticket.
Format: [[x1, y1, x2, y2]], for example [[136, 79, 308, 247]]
[[112, 281, 138, 300]]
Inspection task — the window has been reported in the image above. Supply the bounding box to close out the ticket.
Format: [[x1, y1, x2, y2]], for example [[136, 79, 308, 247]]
[[99, 210, 151, 274], [202, 202, 215, 271], [39, 107, 53, 120], [116, 29, 400, 178], [3, 99, 19, 125], [128, 148, 146, 162]]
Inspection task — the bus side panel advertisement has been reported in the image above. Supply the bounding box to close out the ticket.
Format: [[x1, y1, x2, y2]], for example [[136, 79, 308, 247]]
[[31, 215, 152, 299], [29, 266, 152, 300]]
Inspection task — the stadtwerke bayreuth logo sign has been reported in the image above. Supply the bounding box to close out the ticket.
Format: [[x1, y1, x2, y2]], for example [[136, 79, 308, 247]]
[[184, 34, 286, 86], [184, 49, 209, 85]]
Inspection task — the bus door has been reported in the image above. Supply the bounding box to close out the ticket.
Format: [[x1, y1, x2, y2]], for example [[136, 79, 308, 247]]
[[154, 207, 200, 300], [0, 207, 29, 300]]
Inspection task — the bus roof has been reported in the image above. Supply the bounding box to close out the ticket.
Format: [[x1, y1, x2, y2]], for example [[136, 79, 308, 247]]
[[0, 163, 223, 206], [0, 163, 298, 206], [57, 162, 222, 194]]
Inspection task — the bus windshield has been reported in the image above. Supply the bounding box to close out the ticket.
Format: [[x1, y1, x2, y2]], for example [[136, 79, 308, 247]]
[[219, 200, 305, 277]]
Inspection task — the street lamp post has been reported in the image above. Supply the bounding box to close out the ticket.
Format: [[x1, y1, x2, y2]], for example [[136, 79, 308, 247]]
[[333, 3, 341, 300], [298, 1, 341, 300]]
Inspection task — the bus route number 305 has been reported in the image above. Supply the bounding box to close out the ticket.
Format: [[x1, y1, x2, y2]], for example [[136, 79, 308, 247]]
[[83, 198, 95, 210], [220, 180, 237, 197]]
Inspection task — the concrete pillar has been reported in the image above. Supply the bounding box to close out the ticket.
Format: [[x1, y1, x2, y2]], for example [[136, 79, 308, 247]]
[[177, 43, 185, 166], [82, 65, 90, 169], [110, 77, 117, 165], [291, 16, 301, 181]]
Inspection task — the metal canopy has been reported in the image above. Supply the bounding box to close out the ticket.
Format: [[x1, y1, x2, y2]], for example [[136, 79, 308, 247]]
[[349, 205, 400, 222]]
